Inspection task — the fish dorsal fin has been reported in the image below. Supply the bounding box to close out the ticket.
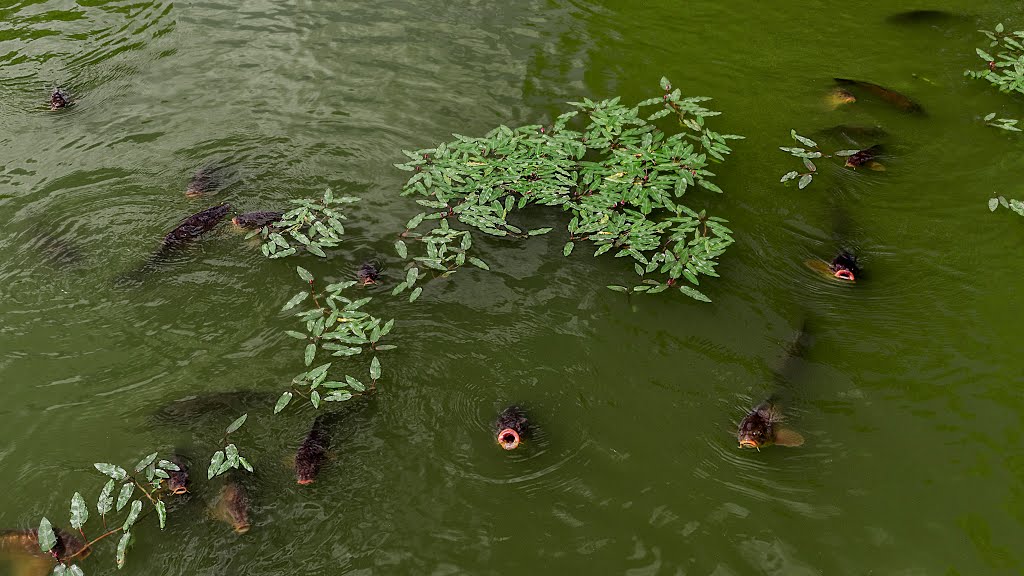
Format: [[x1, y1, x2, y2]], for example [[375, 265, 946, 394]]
[[774, 428, 805, 447]]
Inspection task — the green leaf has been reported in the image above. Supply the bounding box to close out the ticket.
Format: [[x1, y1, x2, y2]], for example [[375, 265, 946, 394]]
[[116, 483, 134, 511], [304, 343, 317, 366], [226, 413, 248, 434], [989, 197, 999, 212], [54, 565, 67, 576], [122, 499, 142, 531], [563, 242, 574, 256], [395, 240, 408, 259], [370, 357, 382, 380], [780, 171, 799, 183], [409, 287, 423, 303], [97, 479, 115, 516], [307, 244, 327, 258], [345, 375, 366, 392], [156, 501, 167, 530], [274, 391, 293, 414], [311, 390, 321, 409], [70, 492, 88, 530], [158, 460, 180, 472], [833, 149, 860, 157], [37, 517, 56, 552], [285, 330, 307, 340], [468, 257, 489, 270], [134, 452, 158, 473], [797, 174, 813, 190], [94, 463, 127, 481], [296, 266, 314, 283], [406, 267, 418, 287], [406, 213, 425, 229], [660, 76, 671, 91], [802, 158, 816, 172], [528, 227, 553, 236], [282, 291, 309, 312], [984, 112, 997, 121], [790, 130, 817, 148], [977, 48, 994, 61], [679, 285, 712, 302], [116, 531, 131, 569], [239, 457, 254, 473], [606, 285, 628, 293], [208, 451, 225, 480]]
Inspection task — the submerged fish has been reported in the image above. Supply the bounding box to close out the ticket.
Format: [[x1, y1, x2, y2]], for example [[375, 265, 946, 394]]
[[357, 260, 382, 286], [185, 165, 229, 197], [495, 405, 528, 450], [0, 527, 91, 563], [295, 413, 340, 485], [805, 250, 860, 282], [886, 10, 956, 25], [737, 399, 805, 450], [152, 391, 271, 425], [833, 78, 924, 114], [212, 475, 251, 534], [825, 87, 857, 110], [231, 211, 283, 230], [49, 88, 72, 111], [844, 145, 885, 170]]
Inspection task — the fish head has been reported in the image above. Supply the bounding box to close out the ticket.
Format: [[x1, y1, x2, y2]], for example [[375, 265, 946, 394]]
[[825, 88, 856, 109], [830, 252, 859, 281], [357, 260, 382, 285], [295, 453, 322, 485], [497, 428, 521, 450], [167, 466, 190, 495], [737, 411, 773, 449]]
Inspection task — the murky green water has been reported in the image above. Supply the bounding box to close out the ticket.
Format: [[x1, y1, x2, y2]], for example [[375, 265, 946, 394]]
[[3, 0, 1024, 574]]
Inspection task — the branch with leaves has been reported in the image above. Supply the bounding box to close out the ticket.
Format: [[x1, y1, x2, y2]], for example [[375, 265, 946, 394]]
[[391, 77, 742, 301], [274, 266, 394, 414], [207, 414, 255, 479], [778, 130, 864, 189], [250, 188, 357, 259]]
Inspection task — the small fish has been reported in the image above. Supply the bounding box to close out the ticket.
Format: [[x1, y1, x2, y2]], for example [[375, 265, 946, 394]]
[[495, 405, 528, 450], [231, 211, 283, 230], [356, 260, 382, 286], [833, 78, 924, 114], [737, 400, 805, 450], [844, 145, 885, 170], [212, 476, 251, 534], [166, 455, 190, 495], [295, 414, 337, 485], [49, 88, 72, 111]]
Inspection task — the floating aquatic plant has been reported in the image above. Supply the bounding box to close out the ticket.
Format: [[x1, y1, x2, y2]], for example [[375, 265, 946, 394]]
[[778, 130, 863, 190], [392, 77, 742, 301], [250, 188, 357, 259]]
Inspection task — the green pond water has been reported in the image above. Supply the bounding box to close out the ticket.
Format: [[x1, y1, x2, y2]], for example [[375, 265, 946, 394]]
[[2, 0, 1024, 574]]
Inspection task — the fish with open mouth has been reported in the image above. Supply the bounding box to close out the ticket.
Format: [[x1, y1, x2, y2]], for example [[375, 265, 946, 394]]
[[495, 405, 528, 450]]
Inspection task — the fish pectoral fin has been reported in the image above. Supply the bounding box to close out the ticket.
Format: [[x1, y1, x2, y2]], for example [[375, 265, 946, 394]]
[[867, 161, 886, 172], [774, 429, 805, 447]]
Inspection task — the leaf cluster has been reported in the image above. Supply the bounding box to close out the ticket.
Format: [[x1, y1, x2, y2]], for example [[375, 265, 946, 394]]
[[252, 188, 357, 259], [989, 195, 1024, 216], [965, 23, 1024, 96], [391, 77, 742, 300], [276, 266, 394, 413], [208, 414, 254, 479]]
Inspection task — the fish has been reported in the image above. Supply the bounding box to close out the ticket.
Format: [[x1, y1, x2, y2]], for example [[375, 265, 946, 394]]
[[152, 391, 272, 425], [231, 211, 283, 230], [49, 88, 72, 111], [212, 475, 251, 534], [152, 203, 230, 258], [843, 145, 885, 170], [737, 399, 805, 450], [357, 260, 382, 286], [295, 413, 341, 485], [825, 87, 857, 110], [166, 455, 190, 495], [185, 165, 229, 197], [0, 527, 91, 569], [833, 78, 924, 114], [495, 405, 528, 450], [805, 250, 859, 282], [886, 10, 956, 25]]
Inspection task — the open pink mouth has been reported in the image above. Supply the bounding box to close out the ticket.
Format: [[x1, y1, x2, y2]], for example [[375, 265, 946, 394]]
[[497, 428, 520, 450], [833, 269, 855, 281]]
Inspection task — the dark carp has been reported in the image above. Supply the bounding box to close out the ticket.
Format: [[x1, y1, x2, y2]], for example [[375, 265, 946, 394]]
[[495, 405, 528, 450], [153, 391, 271, 425], [184, 165, 230, 198], [212, 475, 251, 534], [145, 203, 230, 266], [231, 211, 283, 230], [166, 455, 190, 495], [49, 88, 72, 111], [357, 260, 382, 286], [805, 250, 859, 282], [844, 145, 884, 170], [886, 10, 956, 25], [737, 400, 805, 450], [833, 78, 924, 114], [295, 413, 341, 485]]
